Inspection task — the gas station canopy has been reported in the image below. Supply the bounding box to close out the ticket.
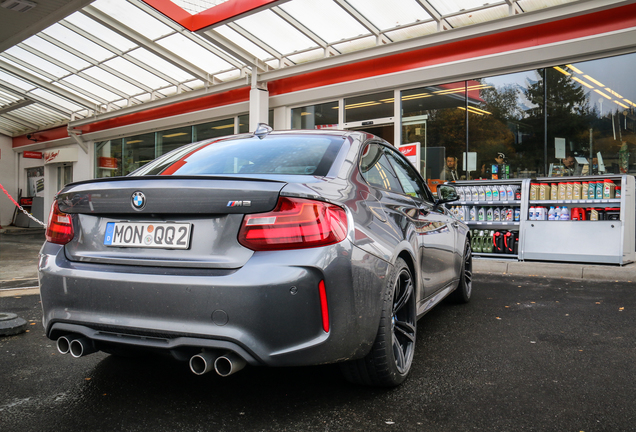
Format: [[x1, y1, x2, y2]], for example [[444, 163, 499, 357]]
[[0, 0, 579, 136]]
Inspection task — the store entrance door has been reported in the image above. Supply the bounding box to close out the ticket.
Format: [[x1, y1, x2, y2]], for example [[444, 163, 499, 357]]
[[344, 117, 395, 145]]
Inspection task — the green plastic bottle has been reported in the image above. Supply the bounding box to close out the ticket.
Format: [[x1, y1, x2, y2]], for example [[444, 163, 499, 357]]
[[482, 230, 494, 253]]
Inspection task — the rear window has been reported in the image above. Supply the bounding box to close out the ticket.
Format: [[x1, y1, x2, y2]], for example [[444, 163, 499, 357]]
[[131, 135, 344, 177]]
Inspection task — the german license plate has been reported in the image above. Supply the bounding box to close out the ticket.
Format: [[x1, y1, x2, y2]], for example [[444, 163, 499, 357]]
[[104, 222, 192, 249]]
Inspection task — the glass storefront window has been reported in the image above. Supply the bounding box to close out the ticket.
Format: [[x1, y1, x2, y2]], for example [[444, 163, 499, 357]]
[[291, 101, 339, 129], [401, 83, 466, 180], [345, 90, 394, 123], [158, 126, 192, 156], [545, 55, 636, 177], [238, 114, 249, 133], [471, 71, 543, 178], [26, 167, 44, 197], [194, 118, 235, 141], [95, 139, 122, 178], [123, 133, 155, 174], [57, 165, 73, 191]]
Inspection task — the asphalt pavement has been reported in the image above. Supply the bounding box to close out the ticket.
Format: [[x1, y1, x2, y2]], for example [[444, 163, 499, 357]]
[[0, 228, 43, 291], [1, 226, 636, 430], [1, 274, 635, 431]]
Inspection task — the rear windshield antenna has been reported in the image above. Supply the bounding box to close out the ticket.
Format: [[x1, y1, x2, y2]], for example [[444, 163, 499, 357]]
[[254, 123, 273, 140]]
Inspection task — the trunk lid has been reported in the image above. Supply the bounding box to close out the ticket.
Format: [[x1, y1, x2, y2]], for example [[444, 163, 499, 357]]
[[58, 176, 285, 269]]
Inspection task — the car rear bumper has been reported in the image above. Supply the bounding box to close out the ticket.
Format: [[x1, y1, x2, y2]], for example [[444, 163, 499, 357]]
[[38, 241, 390, 367]]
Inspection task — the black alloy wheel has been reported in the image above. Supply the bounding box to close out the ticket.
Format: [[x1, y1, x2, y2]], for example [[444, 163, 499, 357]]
[[449, 240, 472, 304], [391, 266, 416, 374]]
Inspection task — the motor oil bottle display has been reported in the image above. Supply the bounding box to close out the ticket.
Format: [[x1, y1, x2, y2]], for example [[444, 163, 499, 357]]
[[478, 186, 486, 201], [471, 230, 480, 252], [499, 185, 507, 201], [482, 231, 495, 253], [504, 231, 518, 254], [595, 180, 604, 199], [485, 186, 492, 201], [493, 231, 505, 254]]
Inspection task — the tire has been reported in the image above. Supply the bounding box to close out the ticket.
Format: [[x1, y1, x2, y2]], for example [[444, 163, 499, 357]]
[[341, 257, 416, 387], [448, 239, 472, 304]]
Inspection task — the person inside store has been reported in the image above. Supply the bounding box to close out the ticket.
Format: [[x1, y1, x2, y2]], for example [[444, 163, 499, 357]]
[[561, 154, 576, 176], [443, 156, 459, 181], [480, 152, 506, 178]]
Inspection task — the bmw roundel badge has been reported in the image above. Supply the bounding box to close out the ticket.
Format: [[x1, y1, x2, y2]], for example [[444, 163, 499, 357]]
[[131, 191, 146, 210]]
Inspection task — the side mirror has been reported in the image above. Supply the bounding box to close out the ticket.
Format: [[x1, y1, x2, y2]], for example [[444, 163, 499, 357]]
[[436, 184, 459, 205]]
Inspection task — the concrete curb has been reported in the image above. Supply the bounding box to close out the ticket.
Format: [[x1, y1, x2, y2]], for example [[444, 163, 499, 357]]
[[0, 287, 39, 297], [474, 258, 636, 282], [0, 227, 45, 235]]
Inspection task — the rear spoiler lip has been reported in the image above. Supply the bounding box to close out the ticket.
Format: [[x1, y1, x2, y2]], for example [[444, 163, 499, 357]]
[[60, 174, 288, 191]]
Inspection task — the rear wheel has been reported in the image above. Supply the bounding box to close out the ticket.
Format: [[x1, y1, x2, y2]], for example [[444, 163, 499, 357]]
[[448, 240, 472, 304], [341, 258, 416, 387]]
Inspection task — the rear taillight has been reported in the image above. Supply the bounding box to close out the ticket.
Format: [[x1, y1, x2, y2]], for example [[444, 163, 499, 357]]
[[238, 197, 347, 251], [45, 201, 74, 245]]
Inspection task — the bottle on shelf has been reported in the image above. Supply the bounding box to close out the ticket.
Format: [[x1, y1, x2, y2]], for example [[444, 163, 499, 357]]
[[548, 206, 557, 220], [499, 185, 506, 202], [559, 206, 570, 220], [506, 185, 514, 201], [571, 208, 585, 221], [485, 186, 492, 201], [573, 182, 582, 200], [478, 186, 486, 201], [603, 179, 615, 198], [595, 180, 603, 199], [506, 208, 514, 221], [588, 182, 596, 200], [558, 182, 566, 200], [536, 206, 547, 220], [492, 186, 499, 201], [530, 183, 539, 200]]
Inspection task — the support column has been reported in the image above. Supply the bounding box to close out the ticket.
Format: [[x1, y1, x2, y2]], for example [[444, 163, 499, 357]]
[[273, 106, 287, 130], [249, 69, 269, 132]]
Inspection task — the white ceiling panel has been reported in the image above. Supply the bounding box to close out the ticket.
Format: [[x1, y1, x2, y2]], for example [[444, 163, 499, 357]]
[[0, 0, 591, 136]]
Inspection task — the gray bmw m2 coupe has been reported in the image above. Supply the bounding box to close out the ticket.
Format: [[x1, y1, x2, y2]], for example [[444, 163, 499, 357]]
[[39, 125, 471, 387]]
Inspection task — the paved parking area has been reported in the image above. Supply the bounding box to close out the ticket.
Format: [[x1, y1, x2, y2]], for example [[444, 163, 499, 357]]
[[1, 274, 634, 431]]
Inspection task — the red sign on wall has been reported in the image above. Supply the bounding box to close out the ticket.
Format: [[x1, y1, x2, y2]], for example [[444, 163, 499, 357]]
[[399, 144, 417, 157], [98, 157, 118, 169], [23, 151, 43, 159]]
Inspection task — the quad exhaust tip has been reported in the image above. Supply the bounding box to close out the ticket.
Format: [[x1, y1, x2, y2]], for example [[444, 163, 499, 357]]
[[214, 352, 246, 377], [189, 351, 246, 376], [57, 335, 97, 358]]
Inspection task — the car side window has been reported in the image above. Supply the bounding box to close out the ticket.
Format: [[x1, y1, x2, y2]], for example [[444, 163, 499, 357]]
[[383, 147, 434, 203], [360, 143, 404, 193]]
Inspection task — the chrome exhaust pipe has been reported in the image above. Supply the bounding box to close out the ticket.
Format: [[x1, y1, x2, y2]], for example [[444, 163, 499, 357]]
[[189, 352, 219, 375], [214, 352, 246, 377], [56, 335, 78, 355], [69, 337, 97, 358]]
